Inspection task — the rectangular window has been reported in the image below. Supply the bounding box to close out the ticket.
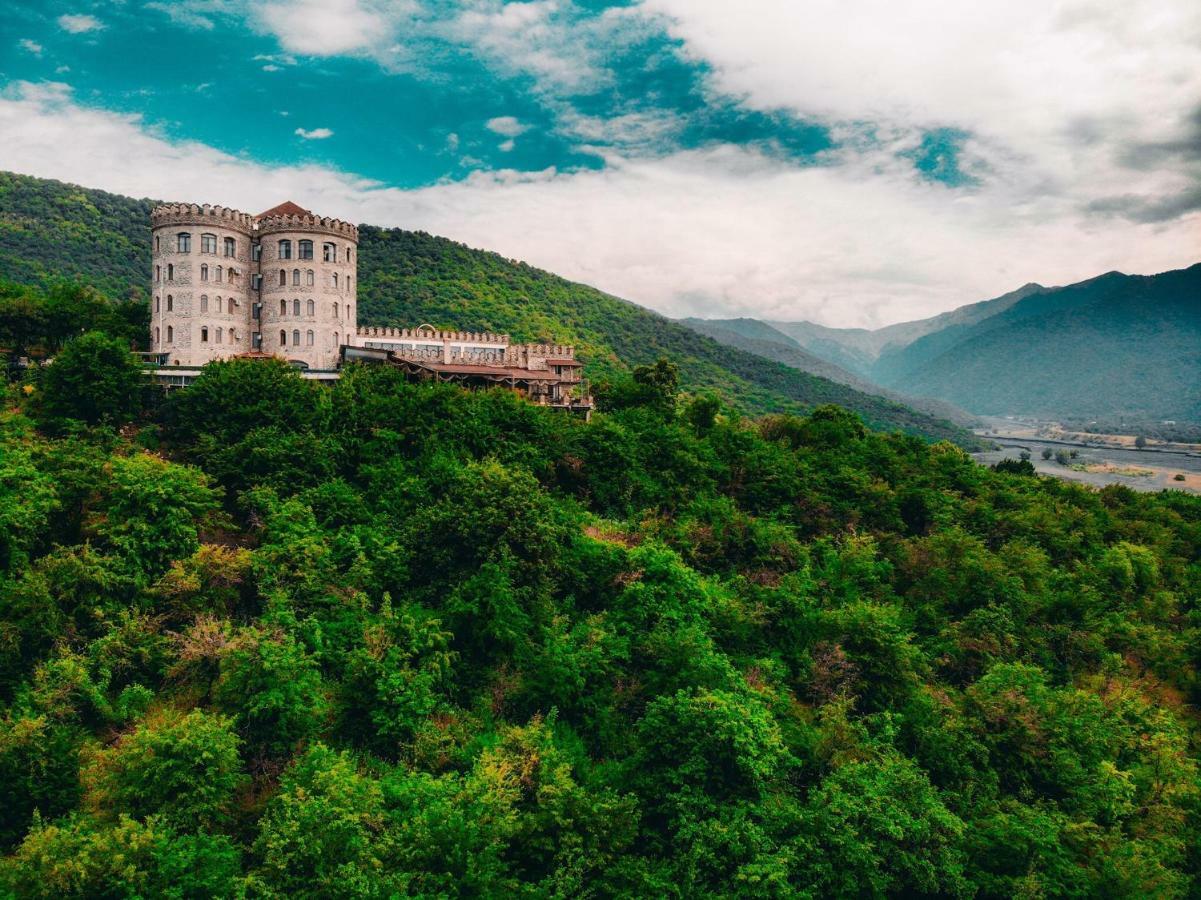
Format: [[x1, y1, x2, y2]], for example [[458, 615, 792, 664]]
[[252, 302, 261, 321], [201, 233, 217, 254], [252, 274, 262, 290], [224, 237, 236, 257], [252, 243, 262, 261], [323, 243, 336, 262], [253, 332, 262, 350], [298, 240, 313, 260], [177, 233, 191, 253]]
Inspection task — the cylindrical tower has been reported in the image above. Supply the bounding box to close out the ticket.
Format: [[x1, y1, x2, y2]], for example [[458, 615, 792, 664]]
[[256, 213, 358, 370], [151, 204, 255, 366]]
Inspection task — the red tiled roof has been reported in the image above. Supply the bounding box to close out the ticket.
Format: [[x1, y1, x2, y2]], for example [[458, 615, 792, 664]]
[[256, 201, 311, 219]]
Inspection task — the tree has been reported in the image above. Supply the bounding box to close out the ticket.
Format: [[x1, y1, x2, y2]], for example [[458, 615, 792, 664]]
[[33, 331, 143, 429], [1042, 447, 1054, 460], [1135, 435, 1147, 449], [82, 708, 245, 830]]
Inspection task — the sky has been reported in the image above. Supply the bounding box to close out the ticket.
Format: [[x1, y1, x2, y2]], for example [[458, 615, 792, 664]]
[[0, 1, 1199, 327]]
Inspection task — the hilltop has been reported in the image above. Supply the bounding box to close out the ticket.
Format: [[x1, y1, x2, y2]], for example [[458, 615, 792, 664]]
[[0, 170, 978, 446]]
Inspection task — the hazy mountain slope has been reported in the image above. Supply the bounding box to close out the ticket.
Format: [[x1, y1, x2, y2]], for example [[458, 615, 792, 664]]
[[768, 282, 1046, 376], [680, 317, 977, 427], [0, 170, 980, 444], [894, 265, 1201, 421]]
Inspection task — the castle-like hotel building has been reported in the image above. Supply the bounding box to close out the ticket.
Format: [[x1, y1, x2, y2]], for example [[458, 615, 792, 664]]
[[151, 201, 356, 369], [150, 200, 592, 414]]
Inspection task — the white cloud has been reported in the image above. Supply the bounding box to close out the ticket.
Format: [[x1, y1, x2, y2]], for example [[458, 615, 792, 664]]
[[485, 116, 528, 138], [0, 81, 1197, 328], [255, 0, 393, 56], [20, 39, 43, 56], [498, 139, 515, 153], [57, 14, 104, 34], [295, 127, 334, 140], [640, 0, 1201, 223], [145, 1, 217, 31]]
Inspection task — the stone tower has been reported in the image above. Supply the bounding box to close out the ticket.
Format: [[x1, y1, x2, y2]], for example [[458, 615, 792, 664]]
[[150, 201, 358, 369]]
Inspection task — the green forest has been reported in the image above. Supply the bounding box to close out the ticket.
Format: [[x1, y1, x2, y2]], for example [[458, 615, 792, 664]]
[[0, 170, 978, 446], [2, 280, 1201, 897]]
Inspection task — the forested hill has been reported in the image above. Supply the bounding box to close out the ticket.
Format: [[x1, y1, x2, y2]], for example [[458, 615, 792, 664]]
[[3, 343, 1201, 895], [0, 170, 977, 445]]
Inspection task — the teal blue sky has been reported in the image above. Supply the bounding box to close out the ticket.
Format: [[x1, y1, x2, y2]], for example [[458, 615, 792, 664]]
[[1, 0, 1197, 326]]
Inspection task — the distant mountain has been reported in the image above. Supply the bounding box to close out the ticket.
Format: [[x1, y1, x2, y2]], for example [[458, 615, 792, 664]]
[[680, 317, 977, 427], [887, 265, 1201, 423], [0, 170, 981, 445]]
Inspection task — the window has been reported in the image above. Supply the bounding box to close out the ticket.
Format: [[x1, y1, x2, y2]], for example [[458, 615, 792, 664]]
[[280, 329, 287, 346], [201, 233, 217, 254], [216, 327, 223, 344], [177, 233, 191, 253], [230, 328, 237, 342], [154, 295, 160, 313], [332, 272, 339, 289], [306, 270, 314, 286], [253, 332, 262, 350], [252, 243, 262, 262], [347, 277, 352, 293], [307, 299, 314, 316], [292, 329, 300, 347], [167, 325, 174, 343], [334, 331, 339, 346], [293, 298, 300, 316], [227, 297, 236, 314], [200, 264, 208, 282], [167, 295, 174, 312], [224, 237, 236, 257], [155, 265, 161, 283], [154, 326, 160, 343], [201, 326, 209, 343], [226, 269, 237, 283], [252, 274, 262, 290], [298, 240, 313, 260], [215, 266, 223, 283], [323, 242, 336, 262], [307, 330, 314, 346], [155, 236, 161, 253], [292, 269, 300, 286], [253, 302, 261, 321], [278, 239, 292, 260], [333, 301, 339, 319], [279, 269, 286, 287], [280, 299, 287, 316], [200, 295, 208, 313], [167, 263, 174, 281], [346, 248, 352, 263]]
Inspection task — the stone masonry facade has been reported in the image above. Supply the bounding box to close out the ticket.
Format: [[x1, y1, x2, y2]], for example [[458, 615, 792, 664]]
[[150, 201, 358, 369]]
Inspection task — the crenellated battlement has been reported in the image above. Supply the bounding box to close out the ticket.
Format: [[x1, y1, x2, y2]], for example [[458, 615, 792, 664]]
[[256, 213, 358, 240], [152, 203, 256, 232], [508, 343, 576, 360], [356, 326, 509, 344]]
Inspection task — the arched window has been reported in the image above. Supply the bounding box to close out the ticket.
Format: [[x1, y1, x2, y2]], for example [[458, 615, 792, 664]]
[[200, 264, 208, 281], [298, 239, 313, 260], [216, 327, 223, 344], [280, 299, 287, 316], [346, 248, 352, 263], [201, 326, 209, 343], [306, 269, 314, 286], [227, 297, 236, 314], [292, 269, 300, 286], [155, 265, 161, 283], [280, 329, 287, 346], [292, 298, 300, 316], [224, 236, 236, 257], [334, 331, 339, 346], [278, 239, 292, 260], [347, 277, 352, 293], [177, 233, 191, 253], [332, 301, 339, 319], [167, 325, 174, 343], [154, 326, 160, 344], [166, 295, 174, 312], [292, 329, 300, 346], [154, 295, 160, 313], [200, 295, 208, 313], [307, 299, 314, 316], [332, 272, 339, 289], [279, 269, 286, 287], [230, 328, 237, 342], [167, 263, 174, 281], [155, 236, 161, 253], [307, 330, 314, 346], [201, 233, 217, 254], [215, 266, 223, 283], [323, 242, 335, 262]]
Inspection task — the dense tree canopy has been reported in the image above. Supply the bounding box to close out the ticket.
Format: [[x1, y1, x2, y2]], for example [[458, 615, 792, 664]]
[[2, 347, 1200, 897]]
